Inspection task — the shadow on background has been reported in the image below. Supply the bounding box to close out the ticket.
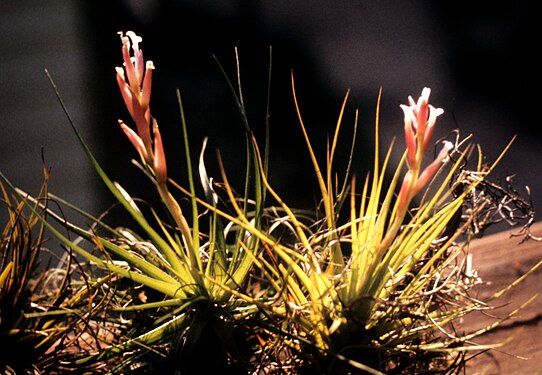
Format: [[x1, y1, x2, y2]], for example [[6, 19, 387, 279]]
[[82, 0, 540, 229], [82, 0, 351, 217], [1, 1, 538, 241]]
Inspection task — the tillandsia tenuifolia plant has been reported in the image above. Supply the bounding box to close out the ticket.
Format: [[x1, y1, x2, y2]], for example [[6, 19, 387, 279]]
[[1, 30, 540, 374], [0, 176, 54, 374], [0, 167, 106, 374], [249, 86, 542, 373], [2, 31, 272, 374]]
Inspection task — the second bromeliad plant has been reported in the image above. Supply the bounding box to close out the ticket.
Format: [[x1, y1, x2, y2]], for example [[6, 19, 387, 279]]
[[8, 31, 541, 373]]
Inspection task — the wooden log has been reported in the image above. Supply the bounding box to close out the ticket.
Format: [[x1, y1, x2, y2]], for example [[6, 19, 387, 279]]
[[460, 222, 542, 373]]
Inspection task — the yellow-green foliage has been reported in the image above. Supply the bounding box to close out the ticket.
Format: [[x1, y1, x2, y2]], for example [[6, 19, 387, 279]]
[[2, 31, 540, 374]]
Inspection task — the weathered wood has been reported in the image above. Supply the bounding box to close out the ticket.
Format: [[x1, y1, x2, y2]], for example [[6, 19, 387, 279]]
[[461, 222, 542, 374]]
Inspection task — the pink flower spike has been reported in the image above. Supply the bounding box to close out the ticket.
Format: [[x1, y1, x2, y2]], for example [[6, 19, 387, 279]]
[[414, 87, 430, 138], [153, 120, 168, 186], [396, 171, 414, 215], [126, 31, 142, 53], [115, 67, 135, 118], [413, 141, 453, 196], [422, 105, 444, 153], [119, 120, 149, 162], [134, 49, 144, 87], [140, 60, 155, 109], [401, 104, 417, 168], [126, 31, 144, 85], [419, 87, 431, 105], [119, 32, 139, 93], [130, 101, 153, 158]]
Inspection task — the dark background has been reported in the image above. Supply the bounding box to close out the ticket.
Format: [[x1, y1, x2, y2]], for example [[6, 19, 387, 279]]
[[1, 1, 540, 236]]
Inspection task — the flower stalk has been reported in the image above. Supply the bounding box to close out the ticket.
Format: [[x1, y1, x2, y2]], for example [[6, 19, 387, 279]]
[[116, 31, 194, 261], [153, 120, 195, 260], [378, 88, 450, 252]]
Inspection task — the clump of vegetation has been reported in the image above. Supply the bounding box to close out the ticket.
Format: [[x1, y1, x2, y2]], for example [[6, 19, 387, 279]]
[[1, 31, 540, 374]]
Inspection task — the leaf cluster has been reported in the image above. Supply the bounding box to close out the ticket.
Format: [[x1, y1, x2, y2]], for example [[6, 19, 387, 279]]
[[1, 50, 540, 375]]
